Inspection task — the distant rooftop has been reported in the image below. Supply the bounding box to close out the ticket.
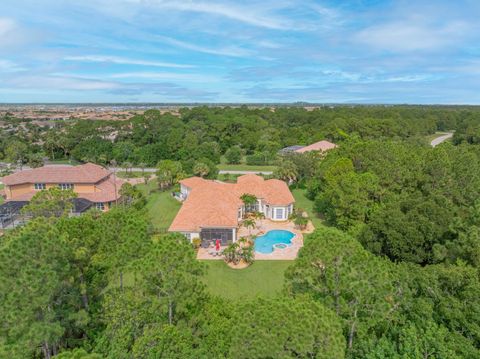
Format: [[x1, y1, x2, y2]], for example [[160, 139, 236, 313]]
[[2, 163, 111, 186], [280, 140, 337, 154]]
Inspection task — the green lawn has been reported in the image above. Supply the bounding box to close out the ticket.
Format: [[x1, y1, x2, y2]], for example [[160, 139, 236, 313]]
[[218, 155, 277, 172], [202, 260, 292, 300], [292, 188, 323, 228], [116, 171, 145, 179], [137, 181, 181, 230], [46, 159, 82, 165]]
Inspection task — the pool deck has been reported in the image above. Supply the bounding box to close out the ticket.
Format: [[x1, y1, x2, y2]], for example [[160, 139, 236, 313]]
[[197, 219, 309, 260]]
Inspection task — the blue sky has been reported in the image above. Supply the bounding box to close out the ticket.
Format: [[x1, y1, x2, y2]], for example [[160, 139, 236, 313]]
[[0, 0, 479, 103]]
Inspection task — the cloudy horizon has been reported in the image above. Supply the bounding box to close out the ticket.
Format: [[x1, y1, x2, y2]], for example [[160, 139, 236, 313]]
[[1, 0, 479, 104]]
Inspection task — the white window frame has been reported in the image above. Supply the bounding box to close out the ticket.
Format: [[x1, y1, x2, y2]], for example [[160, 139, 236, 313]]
[[275, 208, 284, 220], [58, 183, 74, 190], [95, 202, 105, 211], [34, 183, 46, 190]]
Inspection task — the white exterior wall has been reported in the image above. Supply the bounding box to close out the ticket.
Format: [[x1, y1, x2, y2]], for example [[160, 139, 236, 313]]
[[181, 231, 200, 242], [240, 197, 294, 221], [270, 204, 293, 221], [180, 184, 191, 200]]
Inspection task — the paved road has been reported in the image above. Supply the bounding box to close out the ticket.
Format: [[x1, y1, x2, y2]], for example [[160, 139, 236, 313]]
[[108, 167, 156, 173], [431, 132, 454, 147], [110, 168, 274, 175], [2, 164, 273, 176]]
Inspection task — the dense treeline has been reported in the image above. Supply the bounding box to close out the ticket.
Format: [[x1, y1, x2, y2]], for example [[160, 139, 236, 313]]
[[1, 105, 479, 169], [2, 106, 480, 358], [0, 209, 346, 358], [305, 140, 480, 267], [2, 208, 478, 358], [286, 228, 480, 358], [280, 132, 480, 356]]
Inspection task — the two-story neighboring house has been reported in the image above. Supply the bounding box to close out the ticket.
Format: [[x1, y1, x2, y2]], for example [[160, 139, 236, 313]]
[[2, 163, 124, 212], [169, 174, 295, 245]]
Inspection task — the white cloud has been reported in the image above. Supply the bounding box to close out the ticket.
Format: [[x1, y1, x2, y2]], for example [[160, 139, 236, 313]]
[[109, 71, 218, 82], [155, 35, 253, 58], [0, 18, 16, 38], [378, 75, 432, 83], [0, 59, 25, 72], [6, 74, 120, 91], [63, 55, 194, 68], [355, 18, 471, 52], [131, 0, 290, 30]]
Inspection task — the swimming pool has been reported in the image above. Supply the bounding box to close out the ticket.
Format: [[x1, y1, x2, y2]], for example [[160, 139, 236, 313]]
[[254, 230, 295, 254]]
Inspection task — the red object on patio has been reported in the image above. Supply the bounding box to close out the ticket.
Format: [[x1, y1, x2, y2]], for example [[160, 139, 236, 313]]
[[215, 239, 221, 251]]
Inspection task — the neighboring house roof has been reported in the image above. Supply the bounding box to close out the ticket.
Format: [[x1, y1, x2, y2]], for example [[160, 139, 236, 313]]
[[2, 163, 111, 185], [295, 140, 337, 153], [279, 145, 305, 153], [2, 163, 124, 203], [80, 176, 124, 203], [170, 174, 295, 232]]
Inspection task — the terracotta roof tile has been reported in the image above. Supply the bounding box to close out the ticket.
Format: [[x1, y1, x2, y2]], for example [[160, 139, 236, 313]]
[[295, 140, 337, 153], [179, 177, 207, 188], [2, 163, 111, 185], [81, 176, 125, 203], [3, 164, 124, 204], [169, 174, 294, 232]]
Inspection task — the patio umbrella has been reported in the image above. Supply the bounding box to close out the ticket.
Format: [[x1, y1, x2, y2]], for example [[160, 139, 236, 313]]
[[215, 239, 221, 251]]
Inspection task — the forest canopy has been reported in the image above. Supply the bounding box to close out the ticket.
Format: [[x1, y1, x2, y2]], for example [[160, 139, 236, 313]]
[[1, 105, 480, 358]]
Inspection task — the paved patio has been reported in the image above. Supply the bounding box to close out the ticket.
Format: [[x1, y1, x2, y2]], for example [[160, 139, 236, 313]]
[[197, 219, 312, 260]]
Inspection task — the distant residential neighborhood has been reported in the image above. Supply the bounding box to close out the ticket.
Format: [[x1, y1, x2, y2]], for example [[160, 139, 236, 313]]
[[1, 0, 479, 356]]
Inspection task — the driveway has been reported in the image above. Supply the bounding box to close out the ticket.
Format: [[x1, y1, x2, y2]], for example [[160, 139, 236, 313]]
[[431, 132, 454, 147]]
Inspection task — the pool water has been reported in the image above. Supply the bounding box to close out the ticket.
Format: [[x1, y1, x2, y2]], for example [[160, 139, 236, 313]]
[[254, 230, 295, 254]]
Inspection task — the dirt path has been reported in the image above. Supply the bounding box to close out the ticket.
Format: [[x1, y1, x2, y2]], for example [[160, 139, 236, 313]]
[[431, 132, 454, 147]]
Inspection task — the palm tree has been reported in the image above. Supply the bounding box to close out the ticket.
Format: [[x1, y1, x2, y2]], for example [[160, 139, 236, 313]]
[[193, 162, 210, 178], [242, 218, 256, 236], [139, 162, 147, 176], [240, 193, 257, 218], [121, 161, 129, 175], [223, 242, 241, 264], [294, 215, 309, 230], [274, 160, 298, 184], [125, 161, 133, 174], [254, 211, 265, 230]]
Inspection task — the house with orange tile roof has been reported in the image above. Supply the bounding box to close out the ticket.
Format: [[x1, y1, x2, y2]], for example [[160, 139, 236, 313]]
[[2, 163, 124, 212], [169, 174, 295, 245]]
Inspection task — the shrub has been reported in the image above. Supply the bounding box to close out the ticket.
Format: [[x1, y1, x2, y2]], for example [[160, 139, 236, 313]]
[[225, 146, 242, 164], [192, 237, 201, 249], [246, 152, 270, 166]]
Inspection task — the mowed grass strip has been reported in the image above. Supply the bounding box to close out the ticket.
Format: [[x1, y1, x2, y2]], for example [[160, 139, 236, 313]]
[[217, 163, 277, 172], [201, 260, 292, 300], [137, 181, 181, 229], [291, 188, 323, 228]]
